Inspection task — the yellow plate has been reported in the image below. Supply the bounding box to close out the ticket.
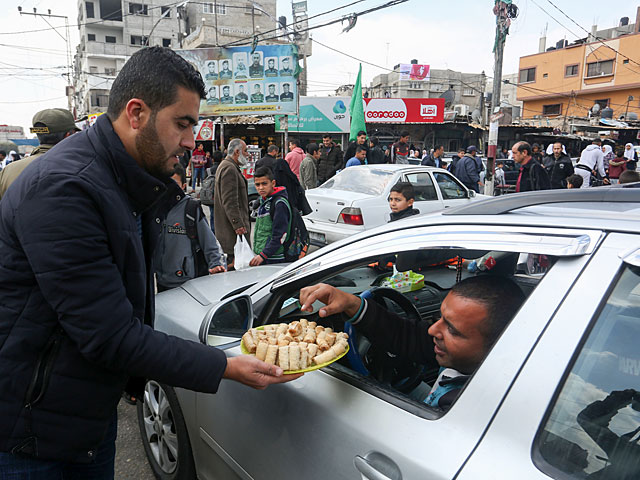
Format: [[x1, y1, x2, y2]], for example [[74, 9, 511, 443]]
[[240, 326, 350, 374]]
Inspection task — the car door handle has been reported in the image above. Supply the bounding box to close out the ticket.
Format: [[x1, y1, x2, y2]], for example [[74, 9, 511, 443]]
[[354, 452, 402, 480]]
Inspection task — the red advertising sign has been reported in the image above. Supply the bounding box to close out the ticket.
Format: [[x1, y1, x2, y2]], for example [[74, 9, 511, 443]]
[[363, 98, 445, 123]]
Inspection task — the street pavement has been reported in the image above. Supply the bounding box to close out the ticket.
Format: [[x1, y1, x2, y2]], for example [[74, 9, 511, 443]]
[[115, 400, 155, 479]]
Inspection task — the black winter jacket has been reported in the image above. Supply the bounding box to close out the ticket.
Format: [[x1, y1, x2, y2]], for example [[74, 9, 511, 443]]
[[317, 143, 344, 183], [256, 155, 312, 215], [0, 115, 227, 463], [542, 153, 574, 189], [517, 159, 551, 192]]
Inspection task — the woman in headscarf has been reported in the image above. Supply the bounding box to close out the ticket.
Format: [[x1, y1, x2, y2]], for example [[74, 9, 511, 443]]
[[602, 144, 615, 172], [624, 143, 638, 171]]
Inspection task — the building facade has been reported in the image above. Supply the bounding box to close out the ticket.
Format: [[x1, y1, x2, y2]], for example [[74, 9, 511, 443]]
[[486, 72, 522, 121], [517, 10, 640, 122]]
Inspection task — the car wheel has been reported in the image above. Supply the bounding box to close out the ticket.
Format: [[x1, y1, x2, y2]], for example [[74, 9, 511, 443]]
[[137, 381, 196, 480], [249, 194, 259, 222]]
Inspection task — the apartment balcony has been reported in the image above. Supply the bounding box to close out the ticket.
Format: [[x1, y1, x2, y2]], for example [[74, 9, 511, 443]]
[[84, 41, 142, 58]]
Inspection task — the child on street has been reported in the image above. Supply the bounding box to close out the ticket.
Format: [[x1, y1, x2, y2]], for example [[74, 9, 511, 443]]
[[388, 182, 420, 222], [155, 164, 226, 292], [250, 166, 292, 266]]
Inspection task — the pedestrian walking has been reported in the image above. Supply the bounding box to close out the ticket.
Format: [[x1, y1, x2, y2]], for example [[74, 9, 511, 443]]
[[344, 130, 369, 166], [602, 144, 614, 171], [214, 138, 251, 267], [511, 141, 550, 192], [285, 137, 305, 179], [0, 46, 296, 479], [542, 142, 574, 189], [624, 143, 638, 171], [421, 145, 444, 168], [391, 131, 410, 164], [608, 147, 627, 184], [190, 143, 206, 191], [345, 146, 367, 167], [317, 134, 344, 182], [368, 136, 385, 165], [0, 108, 78, 198], [454, 146, 483, 192], [450, 148, 466, 175], [300, 143, 319, 190], [575, 139, 607, 188]]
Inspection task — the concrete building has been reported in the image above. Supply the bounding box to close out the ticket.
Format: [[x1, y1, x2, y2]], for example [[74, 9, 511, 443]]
[[486, 72, 522, 121], [368, 63, 487, 121], [182, 0, 277, 49], [73, 0, 186, 117], [517, 7, 640, 122]]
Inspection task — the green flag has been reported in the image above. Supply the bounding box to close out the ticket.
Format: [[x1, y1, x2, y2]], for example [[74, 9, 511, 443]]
[[349, 64, 366, 142]]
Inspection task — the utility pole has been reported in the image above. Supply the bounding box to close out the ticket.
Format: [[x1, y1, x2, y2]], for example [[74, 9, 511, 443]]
[[486, 1, 516, 196], [18, 7, 73, 113]]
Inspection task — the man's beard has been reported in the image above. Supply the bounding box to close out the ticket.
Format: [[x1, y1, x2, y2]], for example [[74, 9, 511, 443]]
[[135, 115, 176, 180]]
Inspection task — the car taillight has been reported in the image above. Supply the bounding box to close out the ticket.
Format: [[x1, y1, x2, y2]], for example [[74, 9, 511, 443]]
[[338, 207, 364, 225]]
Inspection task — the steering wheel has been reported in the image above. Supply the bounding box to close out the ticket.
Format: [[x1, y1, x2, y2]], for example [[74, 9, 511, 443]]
[[347, 286, 428, 393]]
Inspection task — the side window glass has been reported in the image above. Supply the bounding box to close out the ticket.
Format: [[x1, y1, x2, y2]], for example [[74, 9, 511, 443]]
[[404, 173, 438, 201], [433, 172, 467, 199], [206, 297, 251, 342], [535, 265, 640, 479]]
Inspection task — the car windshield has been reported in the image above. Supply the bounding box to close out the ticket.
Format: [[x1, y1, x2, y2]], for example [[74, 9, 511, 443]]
[[320, 168, 395, 196]]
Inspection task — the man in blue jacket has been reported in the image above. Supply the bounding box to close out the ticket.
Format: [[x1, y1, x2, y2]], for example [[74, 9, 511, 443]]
[[0, 46, 298, 478]]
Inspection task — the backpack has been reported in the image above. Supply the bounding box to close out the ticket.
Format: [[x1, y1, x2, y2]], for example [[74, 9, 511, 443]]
[[184, 198, 209, 277], [200, 173, 215, 206], [271, 197, 309, 262]]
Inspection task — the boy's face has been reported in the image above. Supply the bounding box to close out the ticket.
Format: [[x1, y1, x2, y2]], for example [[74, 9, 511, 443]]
[[171, 173, 186, 191], [388, 191, 414, 213], [254, 175, 276, 198]]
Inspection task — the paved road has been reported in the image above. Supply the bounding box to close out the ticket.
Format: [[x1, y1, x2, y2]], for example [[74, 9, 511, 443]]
[[115, 400, 156, 479]]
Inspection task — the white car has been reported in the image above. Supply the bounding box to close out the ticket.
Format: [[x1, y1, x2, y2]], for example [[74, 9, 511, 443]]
[[303, 165, 488, 246]]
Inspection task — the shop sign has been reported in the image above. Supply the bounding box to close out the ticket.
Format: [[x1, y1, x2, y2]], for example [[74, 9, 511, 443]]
[[363, 98, 445, 123], [275, 97, 350, 133]]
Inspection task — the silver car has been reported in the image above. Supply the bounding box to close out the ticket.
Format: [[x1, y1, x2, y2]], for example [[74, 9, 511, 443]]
[[138, 187, 640, 480]]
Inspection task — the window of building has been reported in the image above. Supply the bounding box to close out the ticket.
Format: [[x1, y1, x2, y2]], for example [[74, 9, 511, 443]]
[[162, 38, 171, 47], [431, 83, 444, 92], [160, 6, 171, 17], [542, 73, 548, 78], [89, 66, 98, 74], [586, 59, 614, 78], [86, 2, 95, 18], [535, 264, 640, 479], [203, 2, 226, 14], [543, 104, 562, 116], [409, 82, 422, 89], [623, 59, 630, 65], [565, 64, 579, 77], [130, 35, 148, 46], [129, 3, 148, 15], [87, 33, 96, 41], [216, 3, 227, 14], [105, 35, 116, 43], [105, 67, 116, 76], [463, 87, 475, 96], [519, 67, 536, 83], [91, 93, 109, 107]]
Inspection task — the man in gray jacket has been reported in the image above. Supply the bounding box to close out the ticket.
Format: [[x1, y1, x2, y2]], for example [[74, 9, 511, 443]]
[[300, 143, 320, 190], [155, 163, 226, 291]]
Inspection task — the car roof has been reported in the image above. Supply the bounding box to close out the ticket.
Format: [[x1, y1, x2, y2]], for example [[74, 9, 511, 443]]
[[345, 164, 447, 173]]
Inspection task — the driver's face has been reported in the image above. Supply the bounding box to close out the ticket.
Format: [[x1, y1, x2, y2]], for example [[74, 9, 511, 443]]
[[427, 293, 489, 374]]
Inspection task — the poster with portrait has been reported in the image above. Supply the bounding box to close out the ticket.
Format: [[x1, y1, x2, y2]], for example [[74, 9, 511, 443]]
[[177, 44, 298, 116]]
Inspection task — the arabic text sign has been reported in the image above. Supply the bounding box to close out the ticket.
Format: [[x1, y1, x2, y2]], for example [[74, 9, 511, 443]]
[[364, 98, 445, 123], [275, 97, 350, 133]]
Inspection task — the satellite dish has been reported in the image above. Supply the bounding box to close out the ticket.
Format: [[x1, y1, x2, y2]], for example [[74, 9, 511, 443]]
[[439, 88, 455, 108], [591, 103, 601, 116], [471, 109, 482, 123], [628, 112, 639, 121]]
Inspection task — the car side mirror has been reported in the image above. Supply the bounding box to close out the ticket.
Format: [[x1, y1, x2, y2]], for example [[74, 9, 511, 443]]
[[200, 294, 253, 346], [467, 189, 476, 198]]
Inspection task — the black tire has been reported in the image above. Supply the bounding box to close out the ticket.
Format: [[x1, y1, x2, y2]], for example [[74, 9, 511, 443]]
[[136, 381, 196, 480]]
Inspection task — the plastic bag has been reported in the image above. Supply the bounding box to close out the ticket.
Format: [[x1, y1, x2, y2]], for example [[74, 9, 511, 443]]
[[233, 235, 253, 270]]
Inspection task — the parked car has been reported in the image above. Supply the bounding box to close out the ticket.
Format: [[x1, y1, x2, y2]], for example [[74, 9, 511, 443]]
[[303, 165, 488, 246], [138, 186, 640, 480]]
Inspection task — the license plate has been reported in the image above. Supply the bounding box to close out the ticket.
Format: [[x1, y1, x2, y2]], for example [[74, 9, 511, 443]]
[[309, 232, 326, 244]]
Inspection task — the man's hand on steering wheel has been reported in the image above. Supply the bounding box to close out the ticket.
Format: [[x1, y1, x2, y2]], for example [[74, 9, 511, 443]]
[[300, 284, 362, 318]]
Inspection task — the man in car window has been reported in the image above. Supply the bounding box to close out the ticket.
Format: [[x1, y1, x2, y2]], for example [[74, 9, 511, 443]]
[[300, 275, 525, 410]]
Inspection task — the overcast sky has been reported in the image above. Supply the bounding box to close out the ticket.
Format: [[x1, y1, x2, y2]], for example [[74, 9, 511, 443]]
[[0, 0, 637, 135]]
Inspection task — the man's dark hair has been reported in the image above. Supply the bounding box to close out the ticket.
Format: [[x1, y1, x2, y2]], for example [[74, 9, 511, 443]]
[[357, 130, 366, 137], [514, 141, 532, 157], [172, 162, 186, 185], [306, 143, 319, 155], [355, 145, 366, 154], [0, 150, 6, 157], [323, 134, 332, 139], [566, 174, 583, 188], [619, 170, 640, 184], [212, 150, 223, 163], [435, 144, 444, 151], [458, 148, 465, 153], [36, 131, 69, 145], [267, 144, 279, 154], [592, 138, 602, 145], [289, 138, 300, 147], [370, 136, 379, 147], [400, 131, 410, 138], [390, 181, 415, 201], [254, 166, 274, 181], [107, 46, 206, 120], [450, 275, 525, 348]]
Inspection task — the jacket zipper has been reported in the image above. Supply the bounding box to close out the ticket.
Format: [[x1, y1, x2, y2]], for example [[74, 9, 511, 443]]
[[24, 328, 63, 407]]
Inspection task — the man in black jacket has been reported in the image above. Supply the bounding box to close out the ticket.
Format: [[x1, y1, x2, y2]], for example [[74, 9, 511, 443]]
[[344, 130, 368, 167], [317, 134, 344, 183], [0, 47, 297, 477], [543, 142, 574, 189], [512, 141, 551, 192], [300, 275, 525, 411]]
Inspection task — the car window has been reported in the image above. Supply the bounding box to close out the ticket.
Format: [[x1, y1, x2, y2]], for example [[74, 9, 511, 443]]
[[535, 265, 640, 479], [404, 172, 438, 201], [320, 168, 395, 196], [433, 172, 468, 199]]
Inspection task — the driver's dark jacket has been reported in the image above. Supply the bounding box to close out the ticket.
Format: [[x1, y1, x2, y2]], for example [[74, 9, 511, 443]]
[[0, 114, 227, 463], [353, 299, 465, 410]]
